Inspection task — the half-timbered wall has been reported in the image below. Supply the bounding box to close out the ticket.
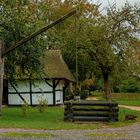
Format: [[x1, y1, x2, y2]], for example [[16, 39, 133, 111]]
[[8, 79, 64, 105]]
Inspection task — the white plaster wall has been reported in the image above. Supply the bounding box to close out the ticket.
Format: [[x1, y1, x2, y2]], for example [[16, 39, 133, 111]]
[[55, 83, 63, 90], [8, 81, 30, 92], [32, 93, 53, 105], [8, 94, 30, 105], [8, 79, 64, 105], [55, 82, 63, 104], [56, 91, 63, 104], [32, 80, 52, 92]]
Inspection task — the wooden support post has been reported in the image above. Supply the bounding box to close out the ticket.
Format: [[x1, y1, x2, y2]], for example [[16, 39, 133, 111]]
[[0, 41, 4, 116]]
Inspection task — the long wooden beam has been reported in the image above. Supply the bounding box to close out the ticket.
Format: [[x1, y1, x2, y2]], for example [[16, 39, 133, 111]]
[[2, 9, 76, 57]]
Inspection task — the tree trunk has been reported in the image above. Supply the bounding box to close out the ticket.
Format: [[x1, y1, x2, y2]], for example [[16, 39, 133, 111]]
[[0, 41, 4, 116], [103, 72, 112, 101]]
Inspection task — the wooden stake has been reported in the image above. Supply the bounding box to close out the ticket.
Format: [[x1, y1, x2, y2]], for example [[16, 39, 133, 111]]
[[0, 41, 4, 116]]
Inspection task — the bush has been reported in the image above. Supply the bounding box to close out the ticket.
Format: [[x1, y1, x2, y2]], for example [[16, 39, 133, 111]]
[[79, 90, 89, 99], [38, 95, 48, 113], [120, 77, 140, 93], [73, 88, 89, 100], [21, 102, 30, 117], [65, 91, 74, 100]]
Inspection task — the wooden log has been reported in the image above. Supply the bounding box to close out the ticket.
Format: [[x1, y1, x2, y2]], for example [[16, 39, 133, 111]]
[[64, 111, 118, 118], [65, 110, 107, 116], [71, 106, 119, 112], [64, 112, 74, 122], [72, 108, 118, 112], [64, 100, 118, 106], [73, 116, 110, 121], [64, 115, 118, 122], [72, 111, 118, 117]]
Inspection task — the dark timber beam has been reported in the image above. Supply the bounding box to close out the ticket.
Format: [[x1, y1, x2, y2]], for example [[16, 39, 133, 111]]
[[44, 78, 53, 87], [52, 80, 56, 105], [54, 79, 61, 88], [10, 83, 27, 104], [29, 80, 32, 106]]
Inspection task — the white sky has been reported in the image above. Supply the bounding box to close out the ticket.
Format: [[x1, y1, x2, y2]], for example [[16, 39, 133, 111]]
[[89, 0, 140, 12]]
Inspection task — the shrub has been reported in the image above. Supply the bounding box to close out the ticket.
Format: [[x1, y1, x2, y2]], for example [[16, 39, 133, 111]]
[[65, 91, 74, 100], [79, 90, 89, 99], [38, 95, 48, 113], [21, 101, 30, 117], [120, 77, 140, 93], [73, 88, 89, 100]]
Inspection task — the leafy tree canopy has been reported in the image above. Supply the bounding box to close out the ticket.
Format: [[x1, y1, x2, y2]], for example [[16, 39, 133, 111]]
[[0, 0, 139, 97], [0, 0, 70, 81], [53, 1, 140, 98]]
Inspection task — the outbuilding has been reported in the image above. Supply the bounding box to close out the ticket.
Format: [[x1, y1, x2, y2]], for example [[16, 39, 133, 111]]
[[3, 50, 75, 105]]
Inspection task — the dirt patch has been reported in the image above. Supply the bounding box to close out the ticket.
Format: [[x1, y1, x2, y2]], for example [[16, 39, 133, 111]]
[[86, 96, 98, 100], [119, 105, 140, 111]]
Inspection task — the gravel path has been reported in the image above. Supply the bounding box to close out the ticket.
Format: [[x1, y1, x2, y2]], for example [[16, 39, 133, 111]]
[[0, 123, 140, 140]]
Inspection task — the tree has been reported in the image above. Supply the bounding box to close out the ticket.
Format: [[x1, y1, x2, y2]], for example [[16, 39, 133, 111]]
[[53, 0, 100, 82], [0, 0, 46, 81], [0, 0, 76, 115], [38, 1, 139, 100], [0, 0, 75, 80], [45, 1, 140, 98], [85, 3, 140, 100], [119, 76, 140, 93]]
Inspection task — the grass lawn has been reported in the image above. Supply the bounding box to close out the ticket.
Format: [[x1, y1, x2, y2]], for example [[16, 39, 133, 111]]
[[0, 106, 140, 130], [112, 93, 140, 106], [0, 106, 102, 130], [117, 100, 140, 106], [91, 92, 140, 106], [0, 132, 54, 139]]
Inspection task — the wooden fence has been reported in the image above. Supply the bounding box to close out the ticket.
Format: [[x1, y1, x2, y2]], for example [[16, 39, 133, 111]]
[[64, 100, 119, 122]]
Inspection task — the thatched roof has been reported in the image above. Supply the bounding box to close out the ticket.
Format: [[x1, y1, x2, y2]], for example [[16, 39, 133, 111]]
[[43, 50, 75, 82]]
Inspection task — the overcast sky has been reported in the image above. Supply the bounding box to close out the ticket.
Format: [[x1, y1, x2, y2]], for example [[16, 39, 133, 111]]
[[89, 0, 140, 12]]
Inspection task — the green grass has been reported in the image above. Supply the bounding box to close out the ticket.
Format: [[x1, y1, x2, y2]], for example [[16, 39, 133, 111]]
[[90, 92, 105, 100], [91, 92, 140, 106], [112, 93, 140, 106], [112, 93, 140, 100], [117, 100, 140, 106], [119, 107, 140, 121], [0, 106, 140, 130], [0, 106, 102, 130], [88, 132, 128, 139], [0, 132, 54, 138]]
